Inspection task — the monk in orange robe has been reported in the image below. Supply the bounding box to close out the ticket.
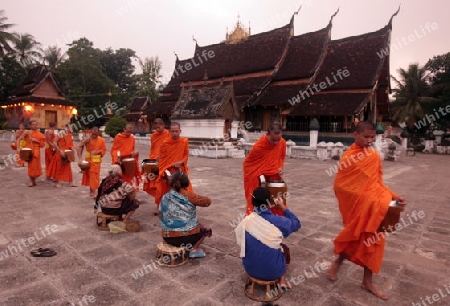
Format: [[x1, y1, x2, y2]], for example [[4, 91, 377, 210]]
[[143, 118, 170, 213], [327, 121, 406, 300], [110, 124, 141, 188], [16, 120, 45, 186], [45, 122, 57, 180], [48, 124, 76, 188], [243, 122, 286, 216], [76, 126, 107, 197], [14, 123, 27, 167], [155, 122, 192, 205]]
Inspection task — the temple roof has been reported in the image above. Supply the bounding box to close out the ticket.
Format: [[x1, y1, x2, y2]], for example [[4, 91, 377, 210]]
[[273, 27, 330, 81], [12, 65, 65, 98], [162, 23, 292, 92], [128, 96, 150, 112], [285, 92, 370, 116], [311, 25, 390, 90], [122, 96, 150, 120]]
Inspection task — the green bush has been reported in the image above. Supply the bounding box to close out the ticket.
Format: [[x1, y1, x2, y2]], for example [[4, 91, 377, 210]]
[[105, 116, 127, 138]]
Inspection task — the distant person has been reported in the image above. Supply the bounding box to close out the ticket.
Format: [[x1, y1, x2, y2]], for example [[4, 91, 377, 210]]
[[235, 187, 300, 287], [14, 123, 27, 167], [110, 124, 141, 188], [243, 122, 286, 216], [44, 122, 57, 180], [327, 121, 406, 300], [159, 171, 212, 258], [48, 123, 76, 188], [155, 122, 191, 205], [15, 120, 45, 186], [143, 118, 170, 214], [76, 126, 107, 197]]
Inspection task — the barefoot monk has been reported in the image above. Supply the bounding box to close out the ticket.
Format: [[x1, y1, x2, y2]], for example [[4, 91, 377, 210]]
[[327, 121, 406, 300]]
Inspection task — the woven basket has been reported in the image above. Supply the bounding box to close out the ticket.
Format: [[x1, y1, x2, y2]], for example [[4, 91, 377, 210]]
[[125, 220, 140, 232]]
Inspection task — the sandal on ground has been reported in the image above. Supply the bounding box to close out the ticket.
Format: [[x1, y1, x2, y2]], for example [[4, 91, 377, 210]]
[[189, 249, 206, 258], [30, 248, 57, 257]]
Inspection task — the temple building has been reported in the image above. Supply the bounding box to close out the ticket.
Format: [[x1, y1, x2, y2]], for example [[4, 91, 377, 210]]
[[0, 65, 77, 129], [147, 9, 397, 140], [122, 96, 151, 134]]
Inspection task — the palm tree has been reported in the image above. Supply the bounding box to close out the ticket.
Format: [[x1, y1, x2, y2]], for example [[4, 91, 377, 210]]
[[41, 45, 66, 70], [0, 10, 16, 57], [391, 63, 436, 128], [12, 33, 41, 68]]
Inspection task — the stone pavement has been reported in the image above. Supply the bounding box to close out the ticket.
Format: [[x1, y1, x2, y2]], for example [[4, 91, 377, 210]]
[[0, 140, 449, 306]]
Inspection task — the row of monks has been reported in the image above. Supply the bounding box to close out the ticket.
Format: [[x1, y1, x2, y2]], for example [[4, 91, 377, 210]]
[[12, 119, 404, 300]]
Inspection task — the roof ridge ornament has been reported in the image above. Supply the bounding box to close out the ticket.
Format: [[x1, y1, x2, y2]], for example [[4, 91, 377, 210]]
[[388, 4, 401, 27], [328, 7, 340, 27], [290, 5, 302, 25]]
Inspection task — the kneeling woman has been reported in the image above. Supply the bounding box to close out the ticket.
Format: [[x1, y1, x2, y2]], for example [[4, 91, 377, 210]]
[[159, 171, 212, 258], [95, 164, 139, 222]]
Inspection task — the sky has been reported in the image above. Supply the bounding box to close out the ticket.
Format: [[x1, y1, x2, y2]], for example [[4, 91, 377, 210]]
[[2, 0, 449, 85]]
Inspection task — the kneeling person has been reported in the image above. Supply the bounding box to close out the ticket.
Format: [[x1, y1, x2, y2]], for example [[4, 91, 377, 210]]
[[95, 165, 139, 222], [235, 187, 301, 287], [159, 171, 212, 258]]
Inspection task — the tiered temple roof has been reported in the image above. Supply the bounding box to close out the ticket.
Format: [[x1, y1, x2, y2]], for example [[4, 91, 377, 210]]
[[122, 96, 150, 120], [149, 10, 396, 120]]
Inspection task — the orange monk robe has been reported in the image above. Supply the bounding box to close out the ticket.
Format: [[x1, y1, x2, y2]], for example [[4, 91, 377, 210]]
[[45, 131, 56, 178], [155, 137, 192, 204], [143, 129, 170, 197], [22, 130, 45, 177], [48, 134, 74, 182], [110, 133, 141, 186], [333, 144, 398, 274], [81, 136, 107, 190], [243, 135, 286, 215], [15, 130, 27, 166]]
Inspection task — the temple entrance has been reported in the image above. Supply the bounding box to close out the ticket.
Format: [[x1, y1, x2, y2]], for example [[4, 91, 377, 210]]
[[224, 119, 231, 141], [45, 110, 57, 127]]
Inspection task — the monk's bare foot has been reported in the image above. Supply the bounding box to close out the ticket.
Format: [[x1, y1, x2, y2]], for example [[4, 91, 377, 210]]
[[361, 282, 388, 300], [327, 260, 339, 281], [28, 182, 36, 187], [54, 183, 61, 188]]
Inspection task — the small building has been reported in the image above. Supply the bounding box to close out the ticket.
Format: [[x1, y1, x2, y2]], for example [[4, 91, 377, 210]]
[[0, 65, 77, 129], [122, 96, 151, 134]]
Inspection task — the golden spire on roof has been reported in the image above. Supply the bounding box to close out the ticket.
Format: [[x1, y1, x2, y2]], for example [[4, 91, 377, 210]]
[[224, 14, 250, 44]]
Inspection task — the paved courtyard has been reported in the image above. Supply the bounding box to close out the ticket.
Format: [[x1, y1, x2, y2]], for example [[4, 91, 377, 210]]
[[0, 139, 449, 306]]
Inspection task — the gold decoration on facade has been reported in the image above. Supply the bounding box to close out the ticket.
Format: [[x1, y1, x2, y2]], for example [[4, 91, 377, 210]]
[[224, 15, 250, 44]]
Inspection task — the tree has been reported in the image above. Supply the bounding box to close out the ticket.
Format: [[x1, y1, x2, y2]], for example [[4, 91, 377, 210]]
[[0, 10, 15, 57], [99, 47, 137, 107], [391, 63, 436, 128], [0, 55, 26, 102], [12, 33, 41, 68], [41, 45, 66, 70], [425, 52, 450, 129], [57, 38, 115, 121], [135, 56, 162, 102], [105, 116, 127, 138]]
